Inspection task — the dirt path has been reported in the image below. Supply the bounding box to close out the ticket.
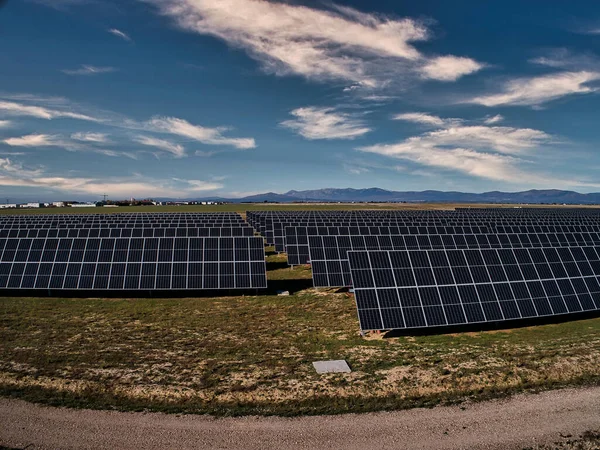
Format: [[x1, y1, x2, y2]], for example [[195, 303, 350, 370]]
[[1, 387, 599, 450]]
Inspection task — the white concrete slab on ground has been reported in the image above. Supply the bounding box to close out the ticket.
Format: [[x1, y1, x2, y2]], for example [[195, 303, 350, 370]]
[[312, 360, 351, 373]]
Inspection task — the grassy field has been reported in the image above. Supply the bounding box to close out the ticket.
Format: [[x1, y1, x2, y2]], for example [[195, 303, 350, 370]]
[[2, 202, 599, 215], [0, 207, 599, 416], [0, 246, 599, 416]]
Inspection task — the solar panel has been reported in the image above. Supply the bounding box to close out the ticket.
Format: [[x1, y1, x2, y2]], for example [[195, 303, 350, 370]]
[[348, 247, 600, 331], [285, 225, 493, 266], [0, 236, 266, 290], [308, 233, 600, 288], [0, 227, 254, 239]]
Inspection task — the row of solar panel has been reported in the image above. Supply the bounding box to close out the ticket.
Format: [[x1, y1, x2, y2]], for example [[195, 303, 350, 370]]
[[0, 237, 267, 290], [307, 234, 600, 288], [0, 262, 267, 290], [0, 223, 252, 229], [0, 228, 254, 238], [266, 221, 600, 248], [258, 217, 600, 231], [0, 213, 242, 218], [348, 247, 600, 330], [285, 227, 600, 266]]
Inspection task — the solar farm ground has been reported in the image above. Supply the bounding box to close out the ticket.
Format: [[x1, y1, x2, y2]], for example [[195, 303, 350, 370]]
[[0, 243, 599, 416]]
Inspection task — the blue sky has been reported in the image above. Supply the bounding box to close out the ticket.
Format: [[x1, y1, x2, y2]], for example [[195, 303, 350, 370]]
[[1, 0, 600, 201]]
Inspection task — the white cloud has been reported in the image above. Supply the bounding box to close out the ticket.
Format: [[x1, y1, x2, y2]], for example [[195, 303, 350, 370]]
[[108, 28, 132, 42], [393, 112, 459, 127], [62, 65, 117, 76], [133, 135, 186, 158], [3, 134, 62, 147], [281, 107, 371, 140], [420, 56, 483, 81], [71, 132, 109, 143], [0, 120, 12, 128], [146, 116, 256, 149], [571, 24, 600, 35], [95, 149, 139, 160], [422, 126, 551, 154], [0, 100, 99, 122], [0, 158, 44, 178], [468, 71, 600, 107], [483, 114, 504, 125], [360, 142, 528, 183], [3, 133, 137, 158], [344, 164, 370, 175], [183, 180, 224, 191], [145, 0, 482, 87], [0, 158, 226, 197], [0, 95, 257, 154], [357, 120, 554, 184]]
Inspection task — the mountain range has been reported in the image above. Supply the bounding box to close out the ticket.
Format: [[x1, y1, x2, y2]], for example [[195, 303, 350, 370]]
[[192, 188, 600, 204]]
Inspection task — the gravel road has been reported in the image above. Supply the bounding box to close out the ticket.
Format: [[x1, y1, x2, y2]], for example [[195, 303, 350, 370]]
[[1, 387, 599, 449]]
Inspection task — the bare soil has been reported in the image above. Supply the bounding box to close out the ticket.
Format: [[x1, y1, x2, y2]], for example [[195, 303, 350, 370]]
[[1, 386, 599, 449]]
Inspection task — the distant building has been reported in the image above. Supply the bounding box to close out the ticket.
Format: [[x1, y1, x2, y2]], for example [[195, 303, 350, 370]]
[[71, 203, 96, 208], [21, 202, 41, 208], [0, 204, 17, 209], [52, 201, 65, 207]]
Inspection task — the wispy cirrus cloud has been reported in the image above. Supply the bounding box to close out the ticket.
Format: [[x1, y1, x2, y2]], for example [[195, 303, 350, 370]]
[[393, 112, 462, 127], [145, 0, 484, 89], [569, 21, 600, 36], [3, 134, 63, 147], [62, 65, 118, 76], [0, 99, 100, 122], [133, 135, 186, 158], [467, 71, 600, 107], [483, 114, 504, 125], [360, 143, 525, 182], [174, 178, 224, 191], [3, 133, 137, 158], [107, 28, 132, 42], [0, 157, 225, 197], [281, 107, 371, 140], [0, 120, 12, 128], [146, 117, 256, 149], [71, 132, 109, 143], [357, 114, 557, 185], [0, 94, 258, 152], [343, 164, 370, 175]]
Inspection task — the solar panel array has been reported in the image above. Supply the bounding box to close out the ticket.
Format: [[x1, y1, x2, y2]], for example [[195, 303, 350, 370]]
[[0, 213, 266, 291], [308, 232, 600, 288], [349, 247, 600, 331], [249, 208, 600, 331]]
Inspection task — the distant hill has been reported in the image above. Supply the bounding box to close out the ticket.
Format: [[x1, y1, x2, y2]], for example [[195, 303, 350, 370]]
[[191, 188, 600, 204]]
